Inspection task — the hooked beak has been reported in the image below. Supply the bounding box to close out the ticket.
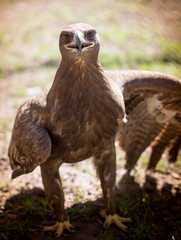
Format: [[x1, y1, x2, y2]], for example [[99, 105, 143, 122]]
[[65, 31, 94, 53]]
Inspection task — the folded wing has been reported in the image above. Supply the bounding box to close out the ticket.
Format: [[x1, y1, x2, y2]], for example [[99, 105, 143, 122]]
[[106, 70, 181, 169], [8, 100, 52, 179]]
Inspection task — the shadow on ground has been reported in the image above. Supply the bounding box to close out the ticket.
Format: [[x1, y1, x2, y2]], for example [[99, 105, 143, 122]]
[[1, 170, 181, 240]]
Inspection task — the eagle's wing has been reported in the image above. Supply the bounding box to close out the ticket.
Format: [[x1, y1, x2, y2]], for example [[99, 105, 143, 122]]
[[106, 70, 181, 168], [8, 100, 52, 179], [106, 70, 181, 111]]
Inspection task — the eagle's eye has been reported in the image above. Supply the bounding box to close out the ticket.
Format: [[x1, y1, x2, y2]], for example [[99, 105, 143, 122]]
[[63, 33, 72, 43], [86, 30, 96, 40]]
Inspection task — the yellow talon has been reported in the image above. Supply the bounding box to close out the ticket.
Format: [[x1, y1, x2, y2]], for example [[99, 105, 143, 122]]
[[100, 209, 132, 232], [43, 219, 73, 237]]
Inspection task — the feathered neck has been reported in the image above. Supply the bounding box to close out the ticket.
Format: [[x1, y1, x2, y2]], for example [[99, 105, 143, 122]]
[[47, 56, 125, 119]]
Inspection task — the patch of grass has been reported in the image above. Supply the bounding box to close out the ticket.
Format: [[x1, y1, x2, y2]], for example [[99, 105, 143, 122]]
[[101, 25, 154, 47], [19, 192, 34, 214], [126, 192, 159, 239], [115, 190, 162, 239], [172, 219, 181, 237], [152, 193, 169, 204], [0, 51, 28, 75], [0, 180, 12, 190], [139, 153, 149, 169], [36, 198, 49, 217], [116, 191, 139, 217], [116, 156, 125, 170], [0, 219, 27, 237], [0, 0, 16, 4], [159, 39, 181, 64], [155, 156, 167, 173], [23, 198, 34, 214], [18, 192, 49, 216], [67, 202, 95, 221], [31, 67, 55, 91], [100, 51, 124, 69], [130, 215, 158, 240], [0, 0, 180, 82], [14, 64, 26, 73], [10, 80, 27, 98], [87, 7, 119, 26], [0, 118, 9, 128], [99, 21, 181, 77], [175, 153, 181, 170], [31, 44, 60, 64], [140, 62, 181, 78], [99, 230, 114, 240], [53, 3, 76, 23], [75, 190, 85, 202], [0, 68, 5, 79], [99, 23, 161, 69]]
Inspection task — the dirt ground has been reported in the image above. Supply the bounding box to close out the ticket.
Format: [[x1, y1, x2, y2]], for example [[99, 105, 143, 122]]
[[0, 0, 181, 239], [0, 152, 181, 240]]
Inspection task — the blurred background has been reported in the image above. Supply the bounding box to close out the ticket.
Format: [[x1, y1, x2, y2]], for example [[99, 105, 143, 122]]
[[0, 0, 181, 154]]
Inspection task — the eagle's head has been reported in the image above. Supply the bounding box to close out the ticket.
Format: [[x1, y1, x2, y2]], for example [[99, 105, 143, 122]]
[[59, 23, 100, 62]]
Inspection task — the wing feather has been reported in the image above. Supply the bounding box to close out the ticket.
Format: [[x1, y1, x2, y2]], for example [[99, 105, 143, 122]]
[[8, 101, 52, 179], [106, 70, 181, 100], [106, 70, 181, 168]]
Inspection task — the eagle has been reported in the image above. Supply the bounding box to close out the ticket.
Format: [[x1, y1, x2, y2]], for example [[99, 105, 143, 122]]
[[107, 70, 181, 171], [8, 23, 181, 237]]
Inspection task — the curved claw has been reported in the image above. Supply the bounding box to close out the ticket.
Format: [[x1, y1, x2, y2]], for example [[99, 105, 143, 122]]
[[43, 219, 74, 237], [100, 209, 132, 232]]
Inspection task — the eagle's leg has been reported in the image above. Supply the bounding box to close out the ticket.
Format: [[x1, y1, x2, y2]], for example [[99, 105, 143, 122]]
[[40, 159, 73, 237], [93, 139, 132, 231], [167, 135, 181, 163]]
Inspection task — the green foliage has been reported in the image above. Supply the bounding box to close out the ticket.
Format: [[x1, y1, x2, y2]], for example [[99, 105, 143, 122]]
[[12, 81, 27, 97], [116, 191, 138, 217], [130, 215, 158, 240], [176, 153, 181, 170], [158, 40, 181, 64], [100, 51, 124, 69], [0, 0, 16, 4], [0, 0, 180, 77], [155, 156, 167, 173], [36, 198, 49, 217], [18, 192, 49, 216], [0, 118, 9, 128], [67, 202, 94, 221], [0, 220, 27, 237], [23, 198, 34, 214], [0, 180, 12, 190], [99, 230, 114, 240], [75, 190, 85, 202]]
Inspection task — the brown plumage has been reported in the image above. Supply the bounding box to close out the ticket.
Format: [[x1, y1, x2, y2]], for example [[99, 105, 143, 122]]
[[147, 123, 181, 170], [8, 23, 181, 236], [167, 134, 181, 163], [105, 70, 181, 170], [8, 23, 128, 236]]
